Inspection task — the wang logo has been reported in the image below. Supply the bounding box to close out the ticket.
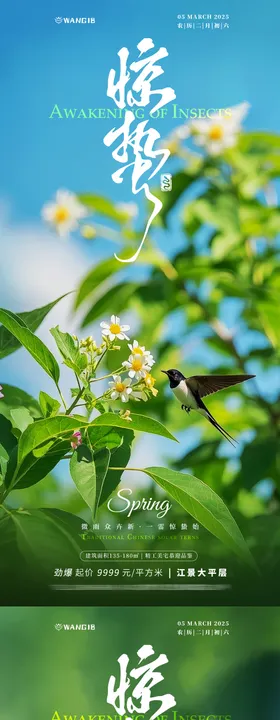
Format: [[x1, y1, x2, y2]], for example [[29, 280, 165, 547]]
[[54, 17, 96, 24]]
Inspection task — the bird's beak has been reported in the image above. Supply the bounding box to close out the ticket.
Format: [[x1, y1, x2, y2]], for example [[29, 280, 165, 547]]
[[161, 370, 169, 376]]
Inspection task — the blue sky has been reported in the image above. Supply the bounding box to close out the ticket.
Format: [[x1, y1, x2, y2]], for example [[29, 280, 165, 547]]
[[1, 0, 279, 222], [0, 0, 279, 481]]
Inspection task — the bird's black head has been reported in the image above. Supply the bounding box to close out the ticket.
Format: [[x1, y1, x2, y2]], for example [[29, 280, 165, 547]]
[[161, 368, 185, 388]]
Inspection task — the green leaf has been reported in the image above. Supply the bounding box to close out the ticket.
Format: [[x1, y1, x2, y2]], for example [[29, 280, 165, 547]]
[[99, 429, 134, 506], [144, 466, 256, 568], [81, 282, 138, 327], [0, 415, 17, 457], [238, 437, 278, 490], [17, 416, 84, 466], [12, 441, 70, 490], [94, 447, 111, 513], [0, 293, 70, 359], [10, 408, 34, 434], [257, 300, 280, 347], [152, 166, 204, 226], [0, 309, 60, 384], [91, 412, 178, 443], [50, 326, 87, 374], [39, 391, 61, 418], [75, 258, 122, 309], [0, 385, 41, 423], [93, 430, 123, 451], [70, 444, 96, 514], [70, 445, 110, 515], [174, 440, 221, 470], [77, 193, 128, 222], [0, 508, 103, 580]]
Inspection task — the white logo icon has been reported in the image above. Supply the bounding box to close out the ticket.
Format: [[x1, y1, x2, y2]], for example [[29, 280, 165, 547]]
[[54, 17, 63, 23], [160, 174, 172, 192], [55, 623, 63, 631]]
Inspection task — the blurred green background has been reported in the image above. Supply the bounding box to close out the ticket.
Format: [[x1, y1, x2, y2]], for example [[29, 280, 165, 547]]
[[0, 606, 280, 720]]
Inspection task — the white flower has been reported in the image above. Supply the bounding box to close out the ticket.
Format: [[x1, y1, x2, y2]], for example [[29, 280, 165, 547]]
[[100, 315, 130, 341], [109, 375, 133, 403], [42, 189, 88, 237], [189, 102, 250, 156], [122, 353, 152, 381], [127, 340, 155, 368], [0, 385, 4, 399], [116, 202, 138, 219], [161, 126, 191, 154]]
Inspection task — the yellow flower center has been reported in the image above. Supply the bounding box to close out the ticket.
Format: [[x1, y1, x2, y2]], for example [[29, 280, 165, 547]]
[[115, 382, 125, 393], [109, 323, 121, 335], [208, 124, 224, 141], [132, 346, 144, 355], [54, 206, 70, 224], [131, 358, 143, 371], [145, 373, 155, 388], [81, 224, 96, 240]]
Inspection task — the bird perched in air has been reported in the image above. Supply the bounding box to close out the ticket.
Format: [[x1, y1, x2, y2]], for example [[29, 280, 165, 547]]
[[162, 369, 255, 446]]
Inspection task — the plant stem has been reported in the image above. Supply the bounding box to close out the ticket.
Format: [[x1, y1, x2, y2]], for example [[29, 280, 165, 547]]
[[90, 368, 123, 384], [57, 384, 67, 411], [66, 388, 84, 415], [109, 467, 143, 472]]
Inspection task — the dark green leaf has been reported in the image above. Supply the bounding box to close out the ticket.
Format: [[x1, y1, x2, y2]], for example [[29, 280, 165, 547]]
[[144, 466, 256, 568], [0, 309, 60, 383], [99, 429, 134, 506], [0, 507, 103, 578], [0, 294, 70, 359], [75, 258, 122, 309], [81, 283, 138, 327]]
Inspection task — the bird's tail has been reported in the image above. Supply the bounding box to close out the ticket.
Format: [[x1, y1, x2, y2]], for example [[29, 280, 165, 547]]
[[202, 406, 237, 447]]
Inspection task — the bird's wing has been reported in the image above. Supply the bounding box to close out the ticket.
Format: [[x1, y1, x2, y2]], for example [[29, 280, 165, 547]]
[[187, 374, 255, 399]]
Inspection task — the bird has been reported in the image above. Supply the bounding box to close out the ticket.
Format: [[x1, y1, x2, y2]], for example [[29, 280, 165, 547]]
[[161, 369, 256, 446]]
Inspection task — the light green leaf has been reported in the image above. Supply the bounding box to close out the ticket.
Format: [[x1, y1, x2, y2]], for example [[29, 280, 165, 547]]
[[144, 466, 256, 568], [93, 430, 123, 451], [0, 309, 60, 384], [50, 326, 87, 374], [10, 408, 34, 434], [39, 391, 61, 418], [91, 412, 178, 443], [78, 193, 128, 222], [0, 293, 71, 359], [17, 416, 83, 466], [257, 300, 280, 347], [0, 385, 41, 422]]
